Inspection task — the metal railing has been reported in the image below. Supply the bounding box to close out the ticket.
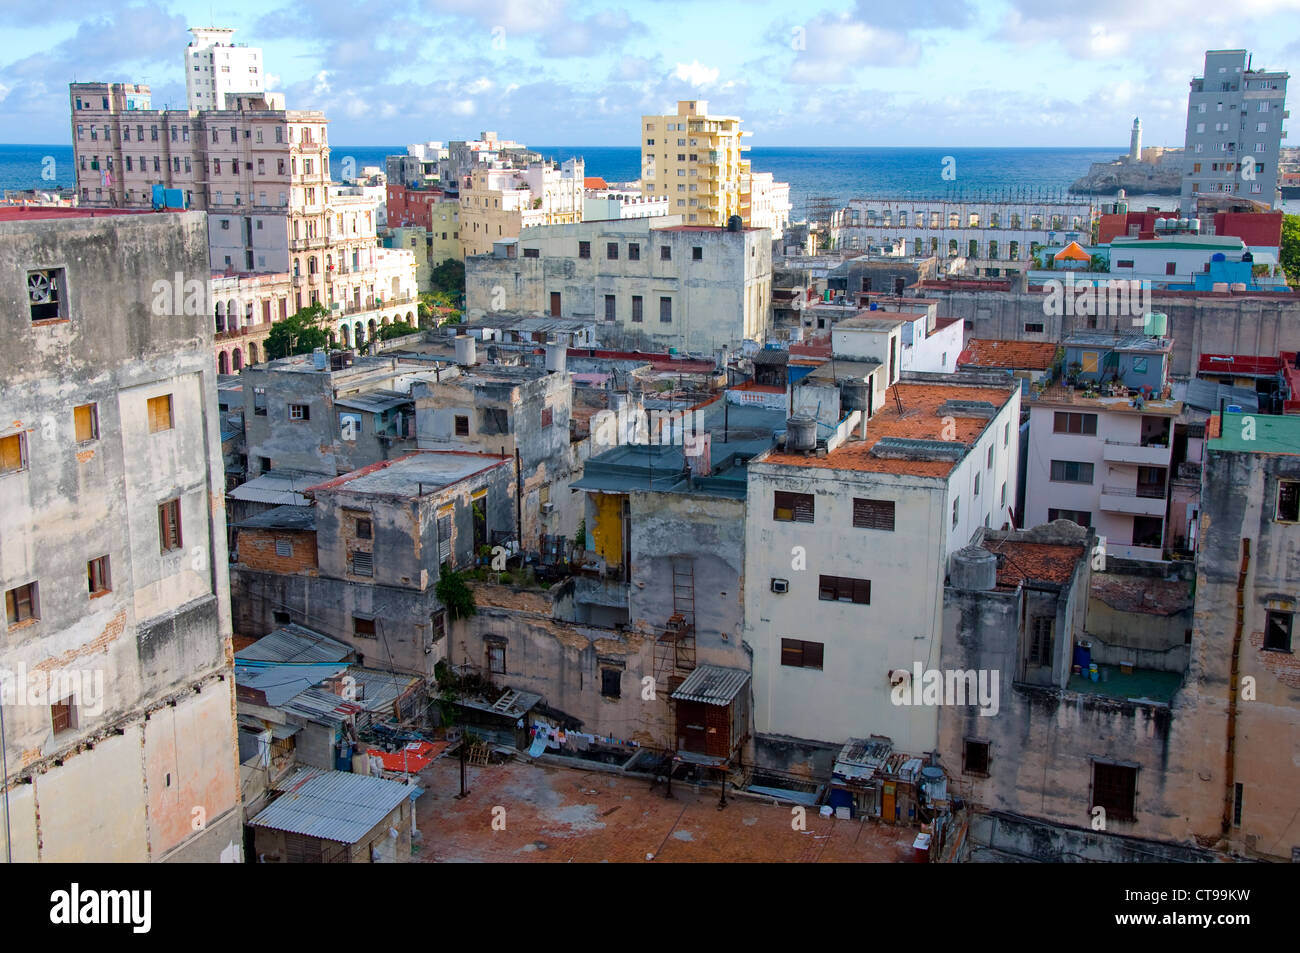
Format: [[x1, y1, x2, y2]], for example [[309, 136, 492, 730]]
[[1102, 484, 1167, 499]]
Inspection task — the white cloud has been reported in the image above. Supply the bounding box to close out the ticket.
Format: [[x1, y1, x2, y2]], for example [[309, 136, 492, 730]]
[[674, 60, 720, 87], [312, 71, 332, 95], [452, 99, 476, 115]]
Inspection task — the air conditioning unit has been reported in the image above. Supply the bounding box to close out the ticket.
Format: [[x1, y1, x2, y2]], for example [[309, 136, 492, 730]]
[[540, 502, 555, 515], [770, 578, 789, 594]]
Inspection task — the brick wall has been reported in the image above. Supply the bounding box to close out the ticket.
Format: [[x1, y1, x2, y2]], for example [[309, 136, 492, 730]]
[[237, 529, 318, 573]]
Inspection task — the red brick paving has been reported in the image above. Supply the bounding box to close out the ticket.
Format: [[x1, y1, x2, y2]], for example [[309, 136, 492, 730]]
[[412, 758, 921, 863]]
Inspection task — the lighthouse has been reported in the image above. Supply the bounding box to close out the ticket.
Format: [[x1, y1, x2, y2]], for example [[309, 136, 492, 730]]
[[1129, 117, 1142, 162]]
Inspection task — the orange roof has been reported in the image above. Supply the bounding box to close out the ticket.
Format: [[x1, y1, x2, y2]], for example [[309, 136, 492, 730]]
[[764, 382, 1015, 477], [1054, 241, 1090, 261], [959, 339, 1058, 371], [584, 177, 609, 189], [986, 541, 1085, 589]]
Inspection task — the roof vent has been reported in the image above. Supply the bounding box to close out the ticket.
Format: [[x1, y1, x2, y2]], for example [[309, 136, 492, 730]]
[[936, 399, 997, 419], [870, 437, 966, 461]]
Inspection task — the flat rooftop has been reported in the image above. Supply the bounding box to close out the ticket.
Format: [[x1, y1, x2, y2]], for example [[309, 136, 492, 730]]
[[1033, 385, 1182, 416], [835, 314, 909, 330], [1066, 668, 1183, 706], [0, 207, 159, 222], [413, 758, 921, 863], [1061, 332, 1173, 354], [763, 381, 1016, 478], [306, 451, 509, 498], [959, 339, 1059, 371], [1209, 411, 1300, 455]]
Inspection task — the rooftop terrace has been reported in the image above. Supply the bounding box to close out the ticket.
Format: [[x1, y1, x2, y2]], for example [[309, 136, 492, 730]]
[[306, 451, 509, 499]]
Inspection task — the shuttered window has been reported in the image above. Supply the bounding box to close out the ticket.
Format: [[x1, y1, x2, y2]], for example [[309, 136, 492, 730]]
[[74, 403, 99, 443], [0, 433, 26, 474], [148, 394, 174, 432], [818, 575, 870, 604], [87, 556, 111, 595], [158, 498, 182, 551], [773, 491, 814, 523], [5, 583, 38, 625], [351, 551, 373, 576], [852, 498, 894, 530], [1092, 762, 1137, 822], [780, 638, 824, 669], [275, 539, 293, 557], [1028, 615, 1053, 666], [437, 507, 453, 565]]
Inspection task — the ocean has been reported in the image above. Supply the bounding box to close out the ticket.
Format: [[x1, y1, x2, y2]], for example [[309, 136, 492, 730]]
[[6, 142, 1296, 215]]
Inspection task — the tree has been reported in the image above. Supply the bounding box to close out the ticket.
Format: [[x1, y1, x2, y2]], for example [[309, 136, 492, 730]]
[[377, 321, 418, 341], [435, 569, 476, 621], [1281, 214, 1300, 286], [430, 258, 465, 298], [263, 302, 332, 359]]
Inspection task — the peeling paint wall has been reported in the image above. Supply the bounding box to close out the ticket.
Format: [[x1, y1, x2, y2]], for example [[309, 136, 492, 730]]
[[0, 212, 241, 862]]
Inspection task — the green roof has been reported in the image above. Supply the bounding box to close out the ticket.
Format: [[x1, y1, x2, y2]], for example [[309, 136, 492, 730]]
[[1209, 412, 1300, 455]]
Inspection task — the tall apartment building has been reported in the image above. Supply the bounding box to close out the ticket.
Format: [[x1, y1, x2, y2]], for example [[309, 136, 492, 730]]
[[642, 100, 750, 226], [742, 170, 792, 240], [0, 208, 242, 861], [185, 27, 264, 111], [1180, 49, 1289, 214], [459, 158, 584, 257]]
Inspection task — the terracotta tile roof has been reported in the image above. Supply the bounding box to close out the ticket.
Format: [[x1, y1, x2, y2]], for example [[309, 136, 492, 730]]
[[763, 382, 1016, 477], [1091, 574, 1192, 615], [984, 541, 1085, 589], [730, 380, 784, 394], [583, 177, 608, 189], [959, 339, 1058, 370]]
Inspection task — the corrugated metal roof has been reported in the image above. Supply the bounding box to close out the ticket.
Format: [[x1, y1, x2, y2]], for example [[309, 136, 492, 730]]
[[235, 663, 350, 708], [670, 665, 749, 706], [250, 768, 413, 844], [236, 624, 351, 664], [334, 389, 412, 413], [227, 471, 317, 506]]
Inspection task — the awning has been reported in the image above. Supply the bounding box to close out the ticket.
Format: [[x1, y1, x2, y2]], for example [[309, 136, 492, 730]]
[[670, 665, 750, 706]]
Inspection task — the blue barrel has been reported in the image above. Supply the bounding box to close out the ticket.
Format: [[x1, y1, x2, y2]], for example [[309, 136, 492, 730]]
[[1073, 643, 1091, 673]]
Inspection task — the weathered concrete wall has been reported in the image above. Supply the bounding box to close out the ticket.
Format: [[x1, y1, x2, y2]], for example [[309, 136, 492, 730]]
[[968, 811, 1227, 863], [1180, 444, 1300, 859], [0, 211, 241, 862], [915, 286, 1300, 379]]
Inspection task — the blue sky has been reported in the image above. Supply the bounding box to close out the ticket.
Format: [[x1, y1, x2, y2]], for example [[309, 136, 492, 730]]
[[1, 0, 1298, 147]]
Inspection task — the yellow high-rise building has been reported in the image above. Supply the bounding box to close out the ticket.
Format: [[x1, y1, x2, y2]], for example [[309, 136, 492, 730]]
[[640, 100, 750, 227]]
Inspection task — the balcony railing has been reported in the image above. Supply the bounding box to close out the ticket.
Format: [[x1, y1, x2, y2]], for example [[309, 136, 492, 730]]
[[1102, 484, 1167, 500]]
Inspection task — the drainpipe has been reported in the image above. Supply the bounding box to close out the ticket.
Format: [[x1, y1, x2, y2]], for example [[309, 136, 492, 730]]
[[515, 447, 523, 553], [0, 701, 11, 862]]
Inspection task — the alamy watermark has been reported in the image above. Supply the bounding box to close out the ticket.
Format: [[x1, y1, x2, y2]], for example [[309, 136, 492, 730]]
[[1042, 274, 1151, 319], [590, 405, 707, 457], [0, 664, 104, 717], [890, 663, 999, 716]]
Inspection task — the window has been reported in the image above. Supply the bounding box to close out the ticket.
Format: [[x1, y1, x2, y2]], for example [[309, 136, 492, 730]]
[[774, 491, 814, 523], [986, 445, 994, 469], [350, 551, 373, 576], [1092, 761, 1137, 822], [1050, 460, 1094, 484], [87, 555, 111, 596], [578, 241, 591, 259], [356, 518, 372, 540], [607, 242, 618, 260], [1003, 421, 1010, 447], [1233, 783, 1244, 828], [431, 610, 447, 642], [1276, 481, 1299, 522], [1000, 481, 1007, 507], [353, 616, 377, 639], [258, 456, 271, 473], [1047, 508, 1091, 527], [818, 575, 870, 604], [1053, 412, 1097, 435], [253, 388, 267, 416], [487, 643, 506, 674], [604, 295, 616, 322], [523, 248, 539, 258], [158, 498, 183, 552], [852, 498, 895, 531], [660, 245, 671, 261], [601, 668, 621, 698], [5, 583, 39, 625], [1028, 615, 1053, 666], [541, 407, 553, 428], [1165, 262, 1176, 276], [691, 246, 703, 261], [629, 243, 640, 261], [1264, 611, 1293, 652], [288, 403, 310, 421], [27, 268, 65, 321], [1024, 323, 1044, 333], [437, 507, 453, 566], [631, 296, 643, 323], [454, 415, 469, 437], [274, 539, 292, 557], [51, 696, 76, 735], [780, 638, 824, 669], [659, 297, 672, 323], [147, 394, 173, 432], [963, 740, 990, 777], [0, 433, 27, 474], [952, 496, 960, 527]]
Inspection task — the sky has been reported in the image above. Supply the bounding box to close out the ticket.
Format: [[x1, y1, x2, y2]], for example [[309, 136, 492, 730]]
[[1, 0, 1299, 148]]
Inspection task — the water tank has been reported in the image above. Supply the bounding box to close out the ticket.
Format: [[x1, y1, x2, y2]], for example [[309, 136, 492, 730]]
[[841, 379, 870, 413], [1190, 218, 1201, 232], [1211, 252, 1227, 262], [1212, 282, 1230, 292], [312, 347, 327, 370], [1178, 218, 1190, 231], [545, 343, 567, 373], [920, 766, 947, 805], [786, 415, 817, 451], [949, 545, 998, 591], [869, 301, 878, 311], [1230, 282, 1247, 292], [1143, 312, 1167, 337], [727, 215, 743, 232], [454, 335, 477, 366], [1241, 252, 1253, 263]]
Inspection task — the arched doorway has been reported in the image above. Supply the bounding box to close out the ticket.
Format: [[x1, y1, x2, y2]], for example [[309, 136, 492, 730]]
[[215, 302, 225, 334], [380, 315, 390, 327], [227, 299, 239, 327], [218, 351, 229, 374], [354, 322, 364, 347], [248, 341, 258, 364], [368, 318, 377, 341], [406, 311, 414, 325], [340, 324, 351, 348], [232, 348, 243, 371]]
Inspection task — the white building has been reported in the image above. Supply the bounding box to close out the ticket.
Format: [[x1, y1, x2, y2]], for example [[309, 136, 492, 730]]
[[744, 374, 1022, 751], [743, 170, 792, 240], [185, 27, 264, 112], [460, 159, 585, 257], [583, 184, 670, 221]]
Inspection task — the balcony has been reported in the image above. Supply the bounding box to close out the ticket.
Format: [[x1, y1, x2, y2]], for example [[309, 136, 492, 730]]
[[1100, 485, 1168, 517], [289, 236, 327, 251], [1102, 440, 1171, 466]]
